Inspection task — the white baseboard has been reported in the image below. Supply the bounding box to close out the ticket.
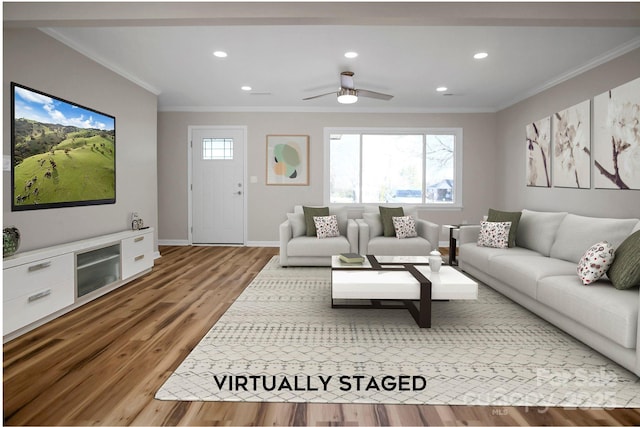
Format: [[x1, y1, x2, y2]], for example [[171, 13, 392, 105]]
[[158, 239, 190, 246], [246, 241, 279, 247]]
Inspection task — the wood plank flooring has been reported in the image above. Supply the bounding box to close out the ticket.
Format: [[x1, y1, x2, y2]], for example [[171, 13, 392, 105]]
[[4, 245, 640, 426]]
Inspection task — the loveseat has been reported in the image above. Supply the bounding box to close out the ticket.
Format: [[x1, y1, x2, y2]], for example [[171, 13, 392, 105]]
[[458, 209, 640, 375]]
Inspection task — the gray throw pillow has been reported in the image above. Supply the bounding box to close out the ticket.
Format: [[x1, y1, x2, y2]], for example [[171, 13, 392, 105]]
[[379, 206, 404, 237], [303, 206, 329, 236], [487, 208, 521, 248], [608, 230, 640, 290]]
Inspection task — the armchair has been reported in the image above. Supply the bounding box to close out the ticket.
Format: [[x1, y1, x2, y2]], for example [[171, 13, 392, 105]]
[[357, 206, 439, 256], [279, 205, 358, 266]]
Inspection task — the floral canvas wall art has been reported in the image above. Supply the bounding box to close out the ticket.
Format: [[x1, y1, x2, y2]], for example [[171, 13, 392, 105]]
[[552, 100, 591, 189], [526, 116, 551, 187], [593, 77, 640, 190]]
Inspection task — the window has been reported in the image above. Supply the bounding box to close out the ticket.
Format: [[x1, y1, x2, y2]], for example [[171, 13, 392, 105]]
[[326, 128, 462, 206], [202, 138, 233, 160]]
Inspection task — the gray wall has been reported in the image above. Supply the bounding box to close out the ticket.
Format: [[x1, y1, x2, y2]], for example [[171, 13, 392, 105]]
[[158, 111, 498, 244], [3, 28, 159, 252], [495, 47, 640, 218]]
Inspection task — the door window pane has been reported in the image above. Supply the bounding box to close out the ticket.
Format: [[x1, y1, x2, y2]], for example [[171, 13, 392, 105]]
[[203, 138, 233, 160]]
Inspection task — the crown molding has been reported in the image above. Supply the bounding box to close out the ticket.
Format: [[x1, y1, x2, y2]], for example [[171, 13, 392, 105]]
[[158, 105, 497, 114], [39, 27, 162, 96], [498, 35, 640, 111]]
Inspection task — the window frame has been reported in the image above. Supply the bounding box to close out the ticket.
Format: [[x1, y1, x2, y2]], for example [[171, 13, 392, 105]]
[[324, 127, 463, 209]]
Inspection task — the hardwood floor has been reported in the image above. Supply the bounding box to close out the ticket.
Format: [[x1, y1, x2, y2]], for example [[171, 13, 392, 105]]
[[4, 245, 640, 426]]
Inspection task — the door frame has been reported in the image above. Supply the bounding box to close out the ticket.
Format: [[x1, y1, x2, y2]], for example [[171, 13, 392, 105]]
[[187, 125, 248, 246]]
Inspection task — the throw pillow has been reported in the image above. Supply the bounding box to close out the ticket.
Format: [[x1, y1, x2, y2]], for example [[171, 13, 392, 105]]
[[477, 220, 511, 249], [392, 216, 418, 239], [303, 206, 329, 236], [608, 230, 640, 290], [379, 206, 405, 237], [313, 215, 340, 239], [576, 241, 615, 285], [487, 208, 522, 248], [286, 213, 306, 237]]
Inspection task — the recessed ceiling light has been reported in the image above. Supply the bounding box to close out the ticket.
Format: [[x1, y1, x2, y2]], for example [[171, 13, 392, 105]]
[[344, 51, 358, 59], [436, 86, 448, 92], [213, 51, 228, 58], [473, 52, 489, 59], [241, 86, 252, 91]]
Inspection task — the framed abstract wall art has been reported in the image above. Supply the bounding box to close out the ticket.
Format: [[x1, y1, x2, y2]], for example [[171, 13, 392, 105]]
[[266, 135, 309, 185], [525, 116, 551, 187], [593, 77, 640, 190], [552, 100, 591, 189]]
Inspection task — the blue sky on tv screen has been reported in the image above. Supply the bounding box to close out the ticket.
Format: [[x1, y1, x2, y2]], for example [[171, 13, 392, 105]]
[[14, 86, 114, 131]]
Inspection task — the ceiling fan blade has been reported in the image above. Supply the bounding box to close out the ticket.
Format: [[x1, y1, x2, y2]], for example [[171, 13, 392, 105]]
[[302, 91, 337, 101], [356, 89, 394, 101]]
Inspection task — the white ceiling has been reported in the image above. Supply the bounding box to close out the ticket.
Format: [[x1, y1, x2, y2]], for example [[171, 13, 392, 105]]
[[6, 2, 640, 113]]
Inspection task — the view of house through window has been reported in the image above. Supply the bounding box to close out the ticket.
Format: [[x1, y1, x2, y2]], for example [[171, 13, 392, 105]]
[[328, 129, 461, 205], [202, 138, 234, 160]]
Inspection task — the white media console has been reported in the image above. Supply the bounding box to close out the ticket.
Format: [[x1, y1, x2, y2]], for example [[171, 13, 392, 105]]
[[3, 228, 156, 341]]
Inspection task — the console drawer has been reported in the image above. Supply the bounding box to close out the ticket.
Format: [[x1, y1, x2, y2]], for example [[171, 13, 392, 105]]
[[3, 253, 75, 335], [121, 232, 153, 279]]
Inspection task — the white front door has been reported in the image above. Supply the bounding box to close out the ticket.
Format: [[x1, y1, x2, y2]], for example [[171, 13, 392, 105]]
[[191, 126, 245, 244]]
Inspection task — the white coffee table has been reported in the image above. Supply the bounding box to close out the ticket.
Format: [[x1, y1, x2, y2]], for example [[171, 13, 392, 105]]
[[331, 255, 478, 328]]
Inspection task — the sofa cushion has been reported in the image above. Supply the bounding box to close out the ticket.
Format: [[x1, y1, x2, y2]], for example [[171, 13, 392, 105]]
[[379, 206, 405, 237], [459, 243, 543, 272], [287, 235, 350, 257], [477, 220, 511, 249], [313, 215, 340, 239], [302, 206, 329, 236], [487, 208, 521, 247], [392, 216, 418, 239], [549, 214, 639, 264], [516, 209, 567, 256], [488, 256, 577, 299], [287, 213, 306, 237], [608, 230, 640, 290], [537, 275, 639, 349], [576, 241, 615, 285], [367, 236, 430, 256]]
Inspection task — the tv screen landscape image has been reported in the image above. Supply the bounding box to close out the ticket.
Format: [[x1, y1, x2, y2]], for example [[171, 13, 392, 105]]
[[11, 83, 116, 211]]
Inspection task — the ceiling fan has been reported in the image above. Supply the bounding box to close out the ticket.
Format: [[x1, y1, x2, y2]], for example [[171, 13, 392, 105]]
[[303, 71, 394, 104]]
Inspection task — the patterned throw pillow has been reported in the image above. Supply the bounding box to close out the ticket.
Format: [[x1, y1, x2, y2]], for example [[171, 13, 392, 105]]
[[477, 220, 511, 249], [313, 215, 340, 239], [392, 216, 418, 239], [577, 241, 615, 285]]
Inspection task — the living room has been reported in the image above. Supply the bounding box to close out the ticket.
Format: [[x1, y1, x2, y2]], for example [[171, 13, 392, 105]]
[[3, 2, 640, 426]]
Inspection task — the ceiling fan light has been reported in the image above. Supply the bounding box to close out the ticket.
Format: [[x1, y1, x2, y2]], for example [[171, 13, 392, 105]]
[[337, 88, 358, 104]]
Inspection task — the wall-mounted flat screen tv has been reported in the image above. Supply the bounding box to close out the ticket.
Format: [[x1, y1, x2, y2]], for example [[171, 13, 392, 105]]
[[11, 83, 116, 211]]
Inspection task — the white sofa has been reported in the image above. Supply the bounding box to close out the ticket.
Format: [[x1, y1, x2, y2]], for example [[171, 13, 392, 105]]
[[356, 206, 440, 256], [279, 205, 358, 267], [458, 209, 640, 375]]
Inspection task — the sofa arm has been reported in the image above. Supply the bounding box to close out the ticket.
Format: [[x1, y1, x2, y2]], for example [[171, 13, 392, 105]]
[[356, 219, 370, 255], [279, 220, 293, 266], [458, 225, 481, 245], [346, 219, 359, 253], [415, 219, 440, 252]]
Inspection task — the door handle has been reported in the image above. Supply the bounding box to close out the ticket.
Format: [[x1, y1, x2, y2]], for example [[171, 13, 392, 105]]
[[235, 191, 242, 195]]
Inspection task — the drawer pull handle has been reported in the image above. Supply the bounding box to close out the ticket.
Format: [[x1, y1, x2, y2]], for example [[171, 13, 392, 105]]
[[28, 262, 51, 272], [134, 236, 145, 243], [28, 289, 51, 302], [134, 255, 145, 261]]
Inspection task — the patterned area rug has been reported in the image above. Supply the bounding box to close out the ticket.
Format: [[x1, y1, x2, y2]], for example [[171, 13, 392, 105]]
[[156, 257, 640, 407]]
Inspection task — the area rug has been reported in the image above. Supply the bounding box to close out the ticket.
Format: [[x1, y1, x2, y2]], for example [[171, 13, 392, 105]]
[[156, 257, 640, 407]]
